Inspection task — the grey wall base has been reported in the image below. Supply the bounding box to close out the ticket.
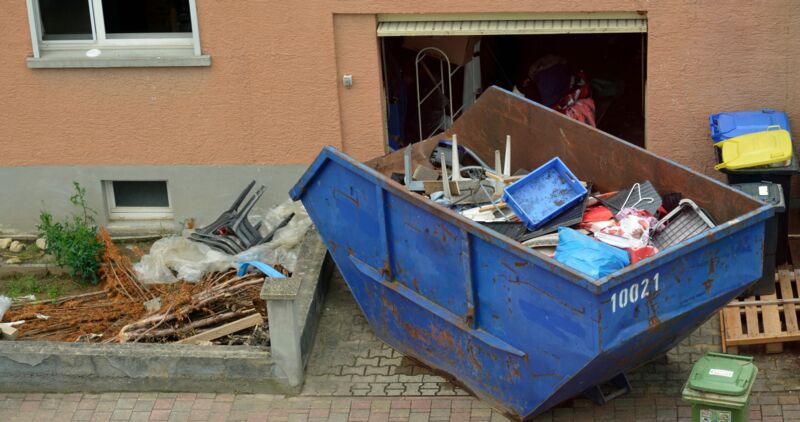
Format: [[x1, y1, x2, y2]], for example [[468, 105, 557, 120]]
[[0, 165, 307, 236], [0, 343, 294, 394]]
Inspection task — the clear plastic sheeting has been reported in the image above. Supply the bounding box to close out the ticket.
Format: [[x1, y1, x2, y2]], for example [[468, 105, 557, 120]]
[[238, 199, 313, 274], [0, 296, 11, 321], [134, 237, 233, 283], [134, 200, 312, 283]]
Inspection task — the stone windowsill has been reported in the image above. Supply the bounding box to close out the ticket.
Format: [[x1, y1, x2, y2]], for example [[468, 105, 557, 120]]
[[27, 48, 211, 69]]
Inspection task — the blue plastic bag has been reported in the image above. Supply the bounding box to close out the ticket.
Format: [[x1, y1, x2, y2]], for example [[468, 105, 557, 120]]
[[555, 227, 630, 279]]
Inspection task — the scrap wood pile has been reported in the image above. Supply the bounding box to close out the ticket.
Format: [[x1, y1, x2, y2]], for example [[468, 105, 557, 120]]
[[400, 135, 718, 279], [118, 270, 267, 343], [4, 228, 277, 344]]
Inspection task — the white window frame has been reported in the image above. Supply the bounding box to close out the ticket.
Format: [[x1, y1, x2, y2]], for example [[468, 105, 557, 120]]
[[104, 180, 174, 221], [26, 0, 203, 59]]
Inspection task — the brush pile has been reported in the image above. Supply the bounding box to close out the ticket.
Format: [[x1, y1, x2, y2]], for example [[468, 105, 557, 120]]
[[118, 270, 266, 343], [4, 228, 277, 344]]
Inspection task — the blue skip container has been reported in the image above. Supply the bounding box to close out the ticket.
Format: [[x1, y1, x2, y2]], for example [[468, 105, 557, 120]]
[[709, 109, 792, 142], [502, 157, 587, 230], [292, 87, 772, 420]]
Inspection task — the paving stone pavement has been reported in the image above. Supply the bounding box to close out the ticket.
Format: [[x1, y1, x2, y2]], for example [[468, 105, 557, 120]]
[[301, 272, 471, 398], [2, 270, 800, 421], [3, 390, 800, 422]]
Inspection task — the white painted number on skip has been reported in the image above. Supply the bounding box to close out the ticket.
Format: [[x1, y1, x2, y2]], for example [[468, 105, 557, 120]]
[[611, 273, 660, 313]]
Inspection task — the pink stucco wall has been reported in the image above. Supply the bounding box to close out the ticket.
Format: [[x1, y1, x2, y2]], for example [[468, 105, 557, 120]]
[[2, 1, 799, 175]]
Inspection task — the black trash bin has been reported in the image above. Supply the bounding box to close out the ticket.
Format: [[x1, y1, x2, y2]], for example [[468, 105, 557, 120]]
[[732, 182, 785, 296], [716, 148, 797, 265]]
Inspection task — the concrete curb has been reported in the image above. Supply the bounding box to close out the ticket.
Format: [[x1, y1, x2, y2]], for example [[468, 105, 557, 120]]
[[261, 229, 333, 387], [0, 264, 69, 278], [0, 343, 288, 394], [0, 228, 332, 394]]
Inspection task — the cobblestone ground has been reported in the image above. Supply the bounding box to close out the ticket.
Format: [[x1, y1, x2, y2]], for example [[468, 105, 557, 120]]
[[2, 270, 799, 421]]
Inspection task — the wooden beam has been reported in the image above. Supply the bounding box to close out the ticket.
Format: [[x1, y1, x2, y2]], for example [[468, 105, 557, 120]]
[[0, 323, 19, 340], [719, 311, 727, 353], [178, 313, 263, 344]]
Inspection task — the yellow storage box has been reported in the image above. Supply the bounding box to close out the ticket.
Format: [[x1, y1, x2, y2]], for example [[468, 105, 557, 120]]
[[714, 127, 793, 170]]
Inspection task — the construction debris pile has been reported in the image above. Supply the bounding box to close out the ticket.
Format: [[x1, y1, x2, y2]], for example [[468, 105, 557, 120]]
[[117, 270, 269, 344], [135, 195, 311, 283], [400, 135, 718, 279], [0, 191, 310, 344], [188, 181, 294, 255]]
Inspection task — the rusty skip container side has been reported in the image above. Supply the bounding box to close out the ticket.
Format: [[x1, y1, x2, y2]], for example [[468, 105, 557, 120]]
[[289, 87, 772, 420]]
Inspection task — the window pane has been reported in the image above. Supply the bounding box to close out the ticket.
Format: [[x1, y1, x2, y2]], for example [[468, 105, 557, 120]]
[[113, 181, 170, 207], [39, 0, 93, 40], [102, 0, 192, 34]]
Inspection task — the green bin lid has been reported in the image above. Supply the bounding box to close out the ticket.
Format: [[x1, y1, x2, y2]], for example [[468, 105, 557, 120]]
[[688, 353, 757, 396]]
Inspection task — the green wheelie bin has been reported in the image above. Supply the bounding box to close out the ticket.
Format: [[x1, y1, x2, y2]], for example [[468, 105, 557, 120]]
[[682, 352, 758, 422]]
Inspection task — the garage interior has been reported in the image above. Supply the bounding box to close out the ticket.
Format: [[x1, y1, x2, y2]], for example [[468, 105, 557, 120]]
[[378, 15, 648, 150]]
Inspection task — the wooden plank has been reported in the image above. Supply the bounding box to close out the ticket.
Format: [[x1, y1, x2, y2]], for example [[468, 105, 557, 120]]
[[412, 165, 440, 182], [760, 289, 782, 338], [744, 301, 760, 337], [725, 332, 800, 346], [722, 305, 743, 341], [719, 311, 728, 353], [178, 313, 263, 344], [0, 323, 19, 340], [782, 270, 799, 333], [478, 201, 508, 212], [422, 180, 477, 195]]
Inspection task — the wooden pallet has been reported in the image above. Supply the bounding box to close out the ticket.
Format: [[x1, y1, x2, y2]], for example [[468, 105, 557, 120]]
[[720, 268, 800, 354]]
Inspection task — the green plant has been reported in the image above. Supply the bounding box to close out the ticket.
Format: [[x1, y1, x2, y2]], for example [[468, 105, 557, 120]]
[[46, 285, 61, 301], [6, 275, 43, 298], [38, 182, 104, 285]]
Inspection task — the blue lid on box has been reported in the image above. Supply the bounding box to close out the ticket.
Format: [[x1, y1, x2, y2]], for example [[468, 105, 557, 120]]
[[710, 109, 792, 142]]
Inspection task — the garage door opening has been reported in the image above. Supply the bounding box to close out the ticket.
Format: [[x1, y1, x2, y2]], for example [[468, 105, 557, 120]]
[[378, 14, 647, 150]]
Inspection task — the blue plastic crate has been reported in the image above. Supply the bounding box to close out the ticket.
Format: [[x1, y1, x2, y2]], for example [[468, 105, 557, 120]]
[[709, 109, 792, 142], [502, 157, 587, 230]]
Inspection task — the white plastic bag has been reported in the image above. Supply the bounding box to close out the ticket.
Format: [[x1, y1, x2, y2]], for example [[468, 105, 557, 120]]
[[238, 201, 312, 273], [594, 208, 657, 249], [133, 200, 313, 283], [0, 296, 11, 322], [134, 237, 235, 283]]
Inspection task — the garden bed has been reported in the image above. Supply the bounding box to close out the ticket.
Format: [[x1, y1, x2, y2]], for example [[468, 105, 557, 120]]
[[3, 230, 273, 345], [0, 229, 331, 393]]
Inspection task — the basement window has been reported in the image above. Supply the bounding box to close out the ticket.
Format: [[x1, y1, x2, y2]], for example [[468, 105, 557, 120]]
[[105, 181, 173, 220], [25, 0, 209, 68]]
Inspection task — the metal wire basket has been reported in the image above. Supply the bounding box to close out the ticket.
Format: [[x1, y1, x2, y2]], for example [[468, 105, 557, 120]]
[[651, 199, 716, 250]]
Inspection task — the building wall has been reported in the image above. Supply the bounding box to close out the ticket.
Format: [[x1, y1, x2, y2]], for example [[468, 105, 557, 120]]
[[1, 1, 799, 234]]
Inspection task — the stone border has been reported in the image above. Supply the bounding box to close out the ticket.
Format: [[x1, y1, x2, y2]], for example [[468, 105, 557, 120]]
[[0, 264, 69, 278], [0, 229, 331, 394], [0, 343, 289, 394], [261, 229, 333, 388]]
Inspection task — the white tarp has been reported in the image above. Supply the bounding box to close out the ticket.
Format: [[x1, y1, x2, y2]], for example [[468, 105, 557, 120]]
[[134, 200, 312, 283]]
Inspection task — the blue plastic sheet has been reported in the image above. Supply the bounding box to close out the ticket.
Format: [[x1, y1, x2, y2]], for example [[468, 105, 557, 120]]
[[237, 261, 286, 278], [554, 227, 629, 279]]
